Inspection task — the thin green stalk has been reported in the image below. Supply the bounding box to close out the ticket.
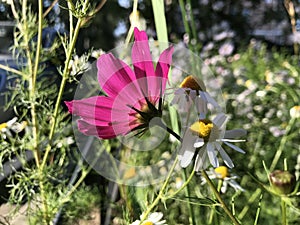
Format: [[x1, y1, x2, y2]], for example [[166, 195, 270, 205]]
[[183, 169, 196, 225], [253, 194, 263, 225], [124, 0, 138, 45], [186, 0, 198, 44], [281, 198, 287, 225], [270, 117, 295, 171], [67, 0, 74, 42], [209, 180, 223, 224], [139, 156, 179, 224], [165, 169, 195, 199], [33, 0, 43, 89], [0, 64, 25, 77], [20, 0, 40, 167], [201, 170, 241, 225], [238, 188, 261, 220], [178, 0, 191, 39], [41, 0, 90, 169]]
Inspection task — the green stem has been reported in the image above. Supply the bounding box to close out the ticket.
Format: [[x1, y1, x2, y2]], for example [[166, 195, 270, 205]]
[[165, 169, 195, 199], [0, 64, 25, 77], [183, 169, 196, 225], [41, 0, 90, 169], [209, 179, 222, 224], [201, 170, 241, 225], [281, 198, 287, 225], [178, 0, 191, 39], [186, 0, 198, 45], [139, 157, 179, 224], [270, 118, 295, 171]]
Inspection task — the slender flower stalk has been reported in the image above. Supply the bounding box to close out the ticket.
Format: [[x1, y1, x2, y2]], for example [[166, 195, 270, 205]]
[[41, 0, 92, 169], [201, 170, 241, 225], [281, 199, 287, 225], [139, 156, 179, 224]]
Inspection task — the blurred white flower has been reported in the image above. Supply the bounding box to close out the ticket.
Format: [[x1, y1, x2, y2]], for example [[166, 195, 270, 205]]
[[130, 212, 167, 225], [218, 42, 234, 56], [68, 54, 90, 77], [129, 10, 146, 31], [213, 31, 235, 41], [201, 166, 245, 193], [0, 117, 27, 139], [91, 49, 105, 59], [178, 113, 246, 170], [290, 106, 300, 119], [269, 126, 286, 137]]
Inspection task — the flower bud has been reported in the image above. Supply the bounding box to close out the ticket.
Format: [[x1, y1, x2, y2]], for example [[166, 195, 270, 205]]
[[269, 170, 296, 195]]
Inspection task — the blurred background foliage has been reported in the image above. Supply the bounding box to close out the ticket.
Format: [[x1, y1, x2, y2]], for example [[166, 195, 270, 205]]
[[0, 0, 299, 224]]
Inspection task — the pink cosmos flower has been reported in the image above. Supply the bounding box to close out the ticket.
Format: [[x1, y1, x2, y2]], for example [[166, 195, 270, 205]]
[[65, 28, 174, 139]]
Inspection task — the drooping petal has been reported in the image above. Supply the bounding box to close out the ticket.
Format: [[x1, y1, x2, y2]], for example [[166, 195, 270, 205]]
[[207, 142, 219, 167], [178, 129, 197, 168], [202, 91, 221, 109], [216, 143, 234, 168], [194, 149, 209, 171], [195, 95, 208, 119], [97, 53, 142, 99], [194, 137, 205, 148]]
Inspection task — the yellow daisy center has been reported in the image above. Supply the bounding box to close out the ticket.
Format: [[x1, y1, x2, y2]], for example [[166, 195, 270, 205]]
[[179, 75, 206, 91], [0, 122, 7, 130], [214, 166, 229, 179], [141, 221, 154, 225], [190, 119, 213, 141]]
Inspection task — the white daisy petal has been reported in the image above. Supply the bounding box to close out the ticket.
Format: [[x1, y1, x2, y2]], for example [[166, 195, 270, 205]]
[[180, 147, 196, 168], [178, 130, 196, 156], [217, 145, 234, 168], [148, 212, 163, 222], [194, 148, 209, 171], [221, 180, 228, 193], [207, 143, 219, 167], [194, 137, 205, 148], [228, 179, 245, 192], [212, 113, 228, 128], [223, 141, 246, 154], [224, 129, 247, 139], [202, 92, 221, 109], [221, 139, 245, 143]]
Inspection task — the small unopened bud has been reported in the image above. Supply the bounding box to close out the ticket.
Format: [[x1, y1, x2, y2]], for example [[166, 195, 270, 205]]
[[269, 170, 296, 195]]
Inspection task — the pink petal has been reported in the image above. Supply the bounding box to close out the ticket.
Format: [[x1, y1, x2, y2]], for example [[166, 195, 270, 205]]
[[97, 53, 141, 99], [65, 96, 127, 126], [132, 28, 155, 94], [155, 46, 174, 91], [78, 119, 132, 139]]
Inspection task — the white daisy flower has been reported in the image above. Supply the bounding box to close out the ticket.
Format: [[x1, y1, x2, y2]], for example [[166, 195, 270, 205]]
[[171, 75, 221, 119], [178, 113, 246, 170], [130, 212, 167, 225], [201, 166, 245, 193], [0, 117, 27, 139]]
